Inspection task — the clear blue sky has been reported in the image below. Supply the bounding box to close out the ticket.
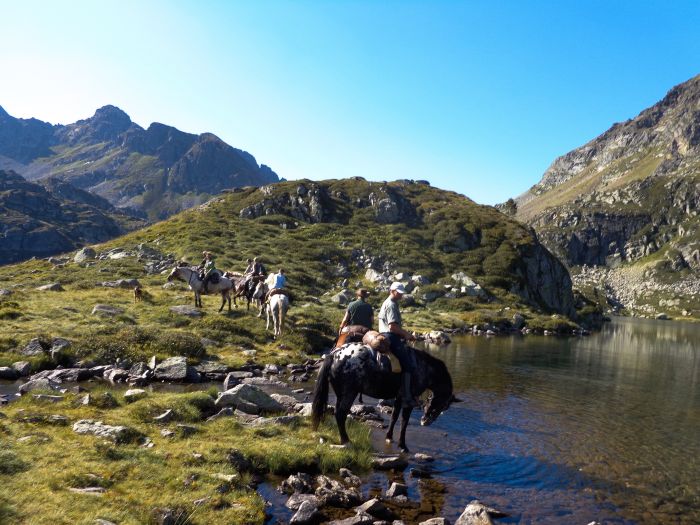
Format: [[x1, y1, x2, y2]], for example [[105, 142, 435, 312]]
[[1, 1, 699, 204]]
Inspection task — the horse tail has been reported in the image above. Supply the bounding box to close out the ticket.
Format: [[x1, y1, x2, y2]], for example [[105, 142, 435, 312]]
[[278, 296, 285, 332], [311, 353, 333, 430]]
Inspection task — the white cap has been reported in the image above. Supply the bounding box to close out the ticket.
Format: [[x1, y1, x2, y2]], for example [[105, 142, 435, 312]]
[[390, 282, 407, 294]]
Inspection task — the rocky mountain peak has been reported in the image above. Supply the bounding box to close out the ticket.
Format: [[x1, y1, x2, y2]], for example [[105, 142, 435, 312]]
[[59, 104, 138, 145]]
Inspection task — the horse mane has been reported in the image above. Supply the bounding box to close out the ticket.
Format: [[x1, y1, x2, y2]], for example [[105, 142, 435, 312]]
[[413, 348, 452, 392]]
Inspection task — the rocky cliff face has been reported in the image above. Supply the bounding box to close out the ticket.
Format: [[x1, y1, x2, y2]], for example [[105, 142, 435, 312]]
[[513, 73, 700, 318], [234, 178, 575, 316], [0, 170, 142, 265], [0, 105, 280, 220]]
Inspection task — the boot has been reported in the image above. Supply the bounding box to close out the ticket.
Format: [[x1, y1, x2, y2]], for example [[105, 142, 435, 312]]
[[400, 372, 419, 409]]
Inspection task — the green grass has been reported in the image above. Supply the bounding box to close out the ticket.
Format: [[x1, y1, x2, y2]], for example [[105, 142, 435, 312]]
[[0, 388, 372, 524]]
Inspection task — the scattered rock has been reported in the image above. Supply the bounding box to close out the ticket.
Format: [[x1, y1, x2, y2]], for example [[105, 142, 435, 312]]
[[72, 419, 140, 443], [420, 519, 450, 525], [68, 487, 105, 496], [169, 305, 202, 317], [91, 304, 124, 317], [20, 338, 48, 356], [36, 283, 64, 292], [280, 473, 315, 494], [339, 468, 361, 487], [0, 367, 19, 380], [356, 498, 393, 519], [11, 361, 31, 377], [19, 378, 61, 394], [206, 407, 234, 421], [285, 493, 321, 510], [154, 409, 174, 423], [290, 500, 321, 524], [371, 455, 408, 471], [215, 384, 285, 414], [315, 474, 361, 508], [154, 357, 188, 381], [455, 500, 508, 525], [74, 247, 96, 263], [99, 278, 141, 289], [327, 511, 374, 525], [385, 482, 408, 498], [32, 394, 65, 403], [123, 389, 147, 403]]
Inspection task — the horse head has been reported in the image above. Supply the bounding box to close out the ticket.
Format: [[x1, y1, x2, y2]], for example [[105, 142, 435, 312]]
[[420, 390, 456, 426], [252, 280, 267, 300], [418, 352, 457, 427], [167, 267, 180, 282]]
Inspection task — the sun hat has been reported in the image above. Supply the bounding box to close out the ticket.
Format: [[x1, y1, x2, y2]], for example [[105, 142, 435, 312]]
[[390, 282, 406, 294]]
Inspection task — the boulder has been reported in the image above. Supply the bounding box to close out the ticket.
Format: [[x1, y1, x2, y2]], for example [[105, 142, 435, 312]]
[[315, 475, 361, 508], [129, 362, 150, 377], [36, 283, 63, 291], [280, 473, 315, 495], [455, 500, 508, 525], [215, 384, 284, 414], [169, 305, 202, 317], [99, 279, 141, 289], [371, 455, 408, 471], [331, 289, 353, 305], [290, 500, 321, 525], [286, 493, 321, 510], [154, 357, 188, 381], [270, 393, 299, 410], [21, 338, 48, 356], [356, 498, 393, 519], [11, 361, 31, 377], [72, 419, 139, 443], [91, 304, 124, 317], [123, 389, 147, 403], [385, 482, 408, 498], [327, 512, 374, 525], [0, 367, 19, 380], [49, 337, 72, 360], [74, 247, 96, 263], [19, 378, 61, 394], [365, 268, 386, 283], [420, 519, 450, 525], [512, 313, 526, 330]]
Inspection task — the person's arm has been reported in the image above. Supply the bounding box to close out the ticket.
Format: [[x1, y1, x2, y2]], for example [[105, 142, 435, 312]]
[[388, 322, 416, 341], [338, 311, 350, 334]]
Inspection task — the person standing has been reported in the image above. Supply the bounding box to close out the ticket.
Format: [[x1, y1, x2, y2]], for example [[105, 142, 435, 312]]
[[378, 282, 418, 408], [338, 288, 373, 334]]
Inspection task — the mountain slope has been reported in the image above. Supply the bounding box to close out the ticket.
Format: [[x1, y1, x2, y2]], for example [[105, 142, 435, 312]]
[[0, 105, 280, 220], [0, 169, 143, 264], [513, 73, 700, 318]]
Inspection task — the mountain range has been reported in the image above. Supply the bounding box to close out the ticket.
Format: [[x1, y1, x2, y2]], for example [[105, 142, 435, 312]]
[[513, 73, 700, 318], [0, 105, 280, 220]]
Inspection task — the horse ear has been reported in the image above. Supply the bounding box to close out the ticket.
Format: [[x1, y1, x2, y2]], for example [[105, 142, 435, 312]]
[[451, 395, 463, 403]]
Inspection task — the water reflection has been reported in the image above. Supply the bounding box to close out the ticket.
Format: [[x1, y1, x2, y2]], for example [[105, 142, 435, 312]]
[[412, 317, 700, 524]]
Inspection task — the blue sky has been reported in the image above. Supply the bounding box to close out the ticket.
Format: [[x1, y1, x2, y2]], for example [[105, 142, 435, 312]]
[[1, 0, 699, 204]]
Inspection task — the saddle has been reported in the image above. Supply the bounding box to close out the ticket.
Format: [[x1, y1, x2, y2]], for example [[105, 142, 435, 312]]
[[209, 272, 220, 284], [362, 330, 401, 374]]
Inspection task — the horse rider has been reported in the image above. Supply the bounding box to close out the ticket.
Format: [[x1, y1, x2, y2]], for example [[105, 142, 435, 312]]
[[244, 258, 255, 276], [198, 251, 218, 293], [265, 268, 288, 301], [252, 256, 266, 278], [378, 282, 419, 408], [338, 288, 373, 334]]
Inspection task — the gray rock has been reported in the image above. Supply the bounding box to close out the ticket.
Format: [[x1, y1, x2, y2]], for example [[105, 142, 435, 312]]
[[19, 378, 61, 394], [11, 361, 31, 377], [222, 372, 240, 390], [249, 415, 299, 427], [290, 500, 321, 525], [36, 283, 63, 291], [331, 289, 353, 305], [0, 367, 19, 380], [206, 407, 234, 421], [0, 288, 12, 296], [271, 393, 299, 409], [356, 498, 392, 519], [123, 389, 147, 403], [328, 512, 374, 525], [420, 519, 450, 525], [129, 362, 149, 377], [385, 482, 408, 498], [99, 279, 141, 289], [193, 360, 229, 376], [315, 474, 361, 508], [214, 384, 285, 414], [32, 394, 65, 403], [21, 338, 48, 356], [68, 487, 105, 496], [154, 357, 188, 381], [455, 500, 508, 525], [512, 313, 526, 330], [106, 368, 129, 383], [74, 247, 96, 263], [49, 337, 72, 359], [280, 473, 315, 495], [286, 492, 320, 510], [169, 305, 202, 317], [72, 419, 139, 443], [91, 304, 124, 317], [371, 455, 408, 471]]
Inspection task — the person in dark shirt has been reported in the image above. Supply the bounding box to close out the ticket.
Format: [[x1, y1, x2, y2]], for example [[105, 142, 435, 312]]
[[338, 288, 374, 333]]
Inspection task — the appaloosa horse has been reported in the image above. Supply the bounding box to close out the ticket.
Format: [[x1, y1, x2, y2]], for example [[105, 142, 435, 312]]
[[167, 266, 233, 312], [311, 343, 457, 452]]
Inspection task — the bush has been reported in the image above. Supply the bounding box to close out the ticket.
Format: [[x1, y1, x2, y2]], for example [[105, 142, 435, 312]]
[[147, 332, 205, 358]]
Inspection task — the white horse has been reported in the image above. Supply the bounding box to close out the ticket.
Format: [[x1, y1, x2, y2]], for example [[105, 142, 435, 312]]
[[266, 293, 289, 338], [252, 274, 276, 317], [167, 265, 233, 312]]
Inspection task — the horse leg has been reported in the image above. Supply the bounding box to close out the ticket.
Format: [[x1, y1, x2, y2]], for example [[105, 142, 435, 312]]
[[398, 406, 413, 453], [218, 291, 225, 313], [385, 401, 402, 443], [335, 388, 357, 446], [265, 304, 271, 332]]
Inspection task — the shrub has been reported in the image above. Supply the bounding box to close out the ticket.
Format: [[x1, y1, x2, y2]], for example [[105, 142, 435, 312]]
[[147, 332, 205, 358]]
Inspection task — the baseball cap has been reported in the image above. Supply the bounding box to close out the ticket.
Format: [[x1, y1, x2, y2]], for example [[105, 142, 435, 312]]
[[390, 282, 407, 294]]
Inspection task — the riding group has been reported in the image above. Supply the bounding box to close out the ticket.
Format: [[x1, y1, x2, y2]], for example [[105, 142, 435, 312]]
[[166, 251, 290, 336]]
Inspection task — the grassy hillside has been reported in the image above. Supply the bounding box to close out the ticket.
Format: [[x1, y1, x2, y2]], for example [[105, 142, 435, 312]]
[[0, 178, 585, 371]]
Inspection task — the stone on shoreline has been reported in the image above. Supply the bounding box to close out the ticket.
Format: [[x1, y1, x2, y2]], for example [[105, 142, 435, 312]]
[[154, 356, 188, 381], [371, 455, 408, 471], [214, 384, 284, 414], [19, 378, 62, 394], [455, 500, 508, 525], [11, 361, 31, 377]]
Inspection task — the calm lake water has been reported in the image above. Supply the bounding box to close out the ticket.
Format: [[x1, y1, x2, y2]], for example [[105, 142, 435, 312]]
[[395, 316, 700, 524]]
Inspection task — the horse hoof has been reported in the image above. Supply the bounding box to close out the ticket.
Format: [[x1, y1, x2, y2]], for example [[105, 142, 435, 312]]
[[400, 446, 410, 454], [385, 438, 393, 444]]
